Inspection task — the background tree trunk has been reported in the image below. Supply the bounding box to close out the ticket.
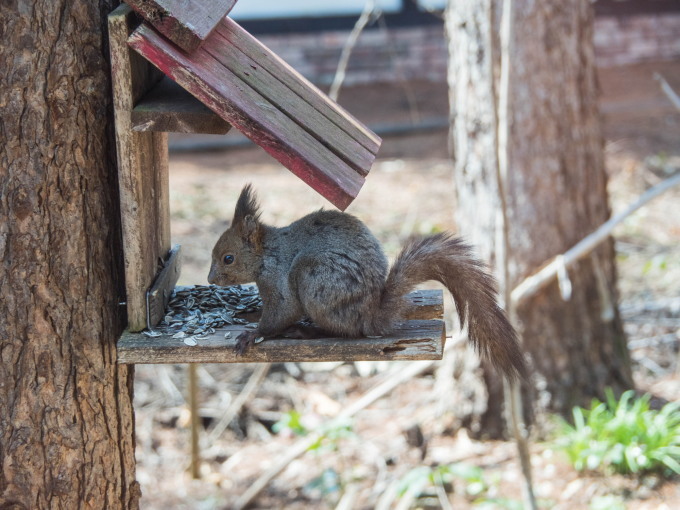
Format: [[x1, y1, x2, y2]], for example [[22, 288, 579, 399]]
[[445, 0, 633, 436], [0, 1, 140, 508]]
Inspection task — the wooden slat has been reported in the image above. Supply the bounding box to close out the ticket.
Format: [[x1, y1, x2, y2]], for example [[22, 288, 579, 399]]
[[205, 30, 375, 175], [214, 18, 381, 155], [129, 22, 364, 210], [132, 77, 231, 134], [146, 245, 182, 329], [109, 4, 171, 331], [117, 320, 445, 364], [125, 0, 238, 53]]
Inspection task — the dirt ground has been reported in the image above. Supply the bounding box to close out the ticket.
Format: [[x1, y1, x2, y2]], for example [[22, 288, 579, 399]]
[[134, 59, 680, 509]]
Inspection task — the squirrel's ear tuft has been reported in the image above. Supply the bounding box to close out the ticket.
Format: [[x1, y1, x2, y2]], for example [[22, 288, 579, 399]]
[[233, 184, 262, 227], [242, 214, 262, 247]]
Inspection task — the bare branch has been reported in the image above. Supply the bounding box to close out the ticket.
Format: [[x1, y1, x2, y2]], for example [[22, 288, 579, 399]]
[[511, 171, 680, 305], [207, 363, 270, 443], [329, 1, 377, 101], [655, 73, 680, 111]]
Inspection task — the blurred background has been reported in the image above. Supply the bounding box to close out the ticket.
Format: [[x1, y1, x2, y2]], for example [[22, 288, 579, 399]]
[[134, 1, 680, 508]]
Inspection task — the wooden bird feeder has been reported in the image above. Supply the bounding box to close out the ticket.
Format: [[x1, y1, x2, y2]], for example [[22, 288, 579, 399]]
[[108, 1, 446, 364]]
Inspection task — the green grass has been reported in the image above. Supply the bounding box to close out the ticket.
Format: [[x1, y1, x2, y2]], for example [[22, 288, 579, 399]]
[[556, 389, 680, 477]]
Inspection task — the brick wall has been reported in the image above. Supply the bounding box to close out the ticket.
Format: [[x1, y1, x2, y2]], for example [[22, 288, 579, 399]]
[[255, 13, 680, 86], [595, 14, 680, 67]]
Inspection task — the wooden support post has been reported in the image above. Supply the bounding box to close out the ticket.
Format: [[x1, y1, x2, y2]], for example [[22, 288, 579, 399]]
[[109, 4, 171, 331]]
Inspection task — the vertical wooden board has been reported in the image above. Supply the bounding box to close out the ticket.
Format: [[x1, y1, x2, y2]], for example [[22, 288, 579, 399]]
[[129, 23, 364, 210], [214, 18, 382, 155], [126, 0, 238, 52], [146, 245, 182, 329], [109, 5, 171, 331]]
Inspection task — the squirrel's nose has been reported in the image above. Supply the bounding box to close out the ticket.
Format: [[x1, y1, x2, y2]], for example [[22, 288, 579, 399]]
[[207, 264, 218, 285]]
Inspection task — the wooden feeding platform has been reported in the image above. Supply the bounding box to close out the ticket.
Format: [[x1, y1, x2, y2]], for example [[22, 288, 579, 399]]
[[118, 289, 446, 364], [107, 3, 446, 365]]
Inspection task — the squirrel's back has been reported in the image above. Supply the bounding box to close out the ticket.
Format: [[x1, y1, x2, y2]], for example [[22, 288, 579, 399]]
[[278, 210, 391, 337]]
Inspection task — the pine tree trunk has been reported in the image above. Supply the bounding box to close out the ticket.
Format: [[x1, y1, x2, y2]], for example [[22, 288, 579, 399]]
[[445, 0, 633, 436], [1, 1, 140, 508]]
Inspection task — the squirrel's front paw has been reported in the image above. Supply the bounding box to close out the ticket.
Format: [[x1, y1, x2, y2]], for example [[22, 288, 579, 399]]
[[235, 330, 258, 355]]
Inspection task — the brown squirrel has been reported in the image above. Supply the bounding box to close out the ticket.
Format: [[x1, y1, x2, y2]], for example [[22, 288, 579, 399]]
[[208, 185, 526, 380]]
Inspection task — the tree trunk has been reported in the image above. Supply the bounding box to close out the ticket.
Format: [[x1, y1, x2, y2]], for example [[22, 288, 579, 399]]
[[445, 0, 633, 436], [0, 1, 140, 508]]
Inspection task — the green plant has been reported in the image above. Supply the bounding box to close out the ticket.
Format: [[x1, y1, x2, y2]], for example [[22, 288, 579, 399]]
[[395, 462, 495, 504], [272, 410, 308, 436], [272, 411, 354, 453], [556, 389, 680, 476]]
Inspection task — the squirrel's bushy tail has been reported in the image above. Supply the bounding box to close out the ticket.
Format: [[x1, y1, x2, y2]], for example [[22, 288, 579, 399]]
[[381, 233, 526, 380]]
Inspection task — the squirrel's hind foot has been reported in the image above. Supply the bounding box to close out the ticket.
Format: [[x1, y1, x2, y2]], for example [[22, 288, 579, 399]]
[[234, 330, 258, 355]]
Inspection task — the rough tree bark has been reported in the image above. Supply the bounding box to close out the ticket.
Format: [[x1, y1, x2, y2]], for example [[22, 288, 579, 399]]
[[445, 0, 633, 436], [0, 1, 140, 508]]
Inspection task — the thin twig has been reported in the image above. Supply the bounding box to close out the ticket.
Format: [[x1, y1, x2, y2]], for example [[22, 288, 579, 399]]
[[208, 363, 270, 443], [189, 364, 200, 479], [335, 484, 360, 510], [628, 333, 679, 350], [511, 171, 680, 305], [378, 15, 422, 125], [654, 73, 680, 111], [494, 0, 537, 508], [329, 0, 377, 101], [433, 470, 454, 510]]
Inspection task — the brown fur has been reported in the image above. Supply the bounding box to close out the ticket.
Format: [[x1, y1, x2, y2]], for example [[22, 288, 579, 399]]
[[209, 185, 526, 380]]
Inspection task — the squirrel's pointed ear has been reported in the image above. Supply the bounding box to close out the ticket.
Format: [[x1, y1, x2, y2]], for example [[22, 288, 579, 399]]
[[233, 184, 261, 226], [241, 214, 262, 247]]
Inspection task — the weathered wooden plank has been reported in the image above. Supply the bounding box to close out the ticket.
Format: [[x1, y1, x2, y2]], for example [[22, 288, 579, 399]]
[[146, 245, 182, 329], [125, 0, 238, 53], [214, 18, 381, 155], [205, 29, 376, 175], [132, 76, 231, 134], [117, 320, 445, 364], [109, 4, 171, 331], [402, 289, 445, 320], [129, 22, 364, 210]]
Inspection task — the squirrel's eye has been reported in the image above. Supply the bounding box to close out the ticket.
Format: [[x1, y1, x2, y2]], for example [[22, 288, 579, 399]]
[[223, 255, 234, 265]]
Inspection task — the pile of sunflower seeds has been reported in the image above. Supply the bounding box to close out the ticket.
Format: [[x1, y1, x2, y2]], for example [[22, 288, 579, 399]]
[[144, 285, 262, 344]]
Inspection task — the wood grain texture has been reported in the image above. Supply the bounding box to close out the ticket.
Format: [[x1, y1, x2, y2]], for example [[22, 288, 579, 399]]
[[146, 245, 182, 329], [126, 0, 238, 52], [132, 76, 231, 133], [214, 18, 381, 154], [110, 5, 171, 331], [401, 289, 445, 320], [128, 21, 373, 210], [118, 320, 445, 364], [206, 30, 375, 175], [0, 1, 139, 507]]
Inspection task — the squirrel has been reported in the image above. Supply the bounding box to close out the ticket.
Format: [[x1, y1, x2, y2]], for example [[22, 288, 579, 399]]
[[208, 185, 526, 380]]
